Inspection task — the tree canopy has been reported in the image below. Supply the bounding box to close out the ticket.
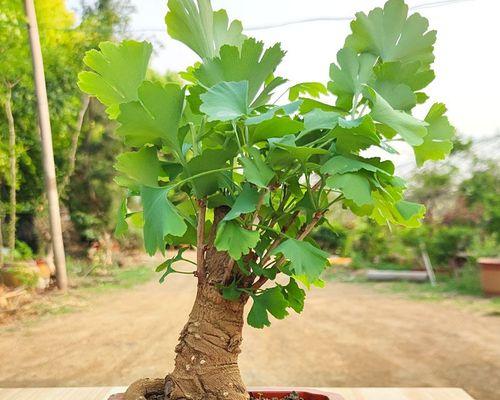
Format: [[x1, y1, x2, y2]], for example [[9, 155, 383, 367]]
[[79, 0, 455, 328]]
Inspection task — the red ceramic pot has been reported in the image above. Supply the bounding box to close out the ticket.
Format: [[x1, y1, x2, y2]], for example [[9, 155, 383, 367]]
[[249, 387, 344, 400], [478, 258, 500, 296], [109, 388, 344, 400]]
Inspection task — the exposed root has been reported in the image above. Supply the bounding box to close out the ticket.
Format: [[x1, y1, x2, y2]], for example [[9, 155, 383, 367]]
[[124, 378, 165, 400]]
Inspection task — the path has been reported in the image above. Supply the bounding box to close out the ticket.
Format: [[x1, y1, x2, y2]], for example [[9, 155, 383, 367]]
[[1, 271, 499, 400]]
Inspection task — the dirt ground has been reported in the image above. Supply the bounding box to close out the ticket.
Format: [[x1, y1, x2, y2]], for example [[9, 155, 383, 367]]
[[1, 265, 499, 400]]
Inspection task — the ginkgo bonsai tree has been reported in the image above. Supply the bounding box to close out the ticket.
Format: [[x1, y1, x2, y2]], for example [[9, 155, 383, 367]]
[[78, 0, 454, 399]]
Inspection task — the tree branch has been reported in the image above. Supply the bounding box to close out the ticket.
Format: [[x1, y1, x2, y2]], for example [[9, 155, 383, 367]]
[[222, 259, 235, 284], [251, 211, 324, 291], [196, 199, 207, 284], [60, 95, 89, 197]]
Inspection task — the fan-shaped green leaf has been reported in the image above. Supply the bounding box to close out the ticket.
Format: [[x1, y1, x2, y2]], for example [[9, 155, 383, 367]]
[[289, 82, 328, 101], [78, 41, 152, 119], [328, 47, 377, 111], [166, 0, 245, 59], [115, 146, 161, 188], [200, 81, 250, 121], [215, 220, 260, 260], [345, 0, 436, 66], [141, 186, 187, 256], [194, 38, 286, 103], [247, 286, 289, 329], [272, 239, 329, 282], [224, 184, 261, 221], [326, 173, 373, 206], [414, 103, 455, 166], [366, 86, 427, 146], [117, 82, 185, 150]]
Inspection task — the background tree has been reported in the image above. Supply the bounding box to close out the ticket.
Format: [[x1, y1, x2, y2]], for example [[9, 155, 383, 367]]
[[0, 0, 132, 258], [79, 0, 455, 399]]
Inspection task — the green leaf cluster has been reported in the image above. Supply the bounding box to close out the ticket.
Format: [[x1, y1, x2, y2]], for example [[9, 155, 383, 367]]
[[79, 0, 455, 328]]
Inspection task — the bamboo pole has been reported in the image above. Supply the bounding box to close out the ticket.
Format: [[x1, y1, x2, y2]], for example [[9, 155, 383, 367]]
[[23, 0, 68, 290]]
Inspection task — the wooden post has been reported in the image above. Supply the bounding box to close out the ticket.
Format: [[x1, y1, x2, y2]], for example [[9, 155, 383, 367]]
[[420, 243, 437, 287], [4, 86, 16, 261], [0, 211, 4, 267], [23, 0, 68, 290]]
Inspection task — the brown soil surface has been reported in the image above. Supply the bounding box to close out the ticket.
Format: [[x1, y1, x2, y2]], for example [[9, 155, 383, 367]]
[[0, 262, 499, 400]]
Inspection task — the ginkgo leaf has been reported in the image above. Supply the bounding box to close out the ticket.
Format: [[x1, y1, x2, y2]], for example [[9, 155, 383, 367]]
[[247, 286, 289, 329], [194, 38, 286, 103], [345, 0, 436, 66], [370, 190, 425, 228], [328, 47, 377, 111], [414, 103, 455, 166], [115, 146, 161, 188], [222, 280, 243, 301], [372, 81, 416, 111], [166, 0, 245, 59], [115, 198, 128, 236], [303, 109, 340, 131], [326, 173, 373, 206], [200, 81, 250, 121], [240, 147, 275, 188], [274, 143, 329, 164], [375, 61, 435, 92], [156, 248, 191, 283], [272, 239, 330, 282], [117, 82, 185, 150], [321, 155, 386, 176], [282, 278, 306, 313], [289, 82, 328, 101], [372, 61, 435, 110], [141, 186, 187, 256], [365, 86, 427, 146], [214, 220, 260, 259], [245, 101, 301, 125], [333, 116, 380, 153], [78, 40, 152, 119], [186, 148, 235, 197], [249, 117, 303, 144], [224, 184, 261, 221]]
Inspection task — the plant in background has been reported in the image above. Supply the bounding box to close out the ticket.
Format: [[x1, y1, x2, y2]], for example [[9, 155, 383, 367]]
[[78, 0, 454, 398]]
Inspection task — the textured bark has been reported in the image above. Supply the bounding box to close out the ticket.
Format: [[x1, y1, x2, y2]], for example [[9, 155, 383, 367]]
[[165, 283, 248, 400], [125, 207, 250, 400]]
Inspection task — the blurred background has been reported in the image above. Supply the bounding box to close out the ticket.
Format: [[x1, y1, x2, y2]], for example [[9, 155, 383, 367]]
[[0, 1, 499, 400]]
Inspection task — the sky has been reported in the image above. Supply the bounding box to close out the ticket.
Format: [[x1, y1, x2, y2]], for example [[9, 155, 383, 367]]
[[67, 0, 500, 147]]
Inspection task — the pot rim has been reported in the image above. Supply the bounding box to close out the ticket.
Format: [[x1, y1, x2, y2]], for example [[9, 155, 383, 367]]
[[109, 387, 344, 400], [478, 257, 500, 265], [248, 387, 343, 400]]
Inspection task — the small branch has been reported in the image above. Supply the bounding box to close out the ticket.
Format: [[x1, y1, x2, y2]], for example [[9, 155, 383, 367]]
[[60, 95, 89, 197], [251, 211, 324, 291], [251, 189, 267, 230], [297, 211, 323, 240], [222, 260, 235, 284], [196, 199, 207, 284]]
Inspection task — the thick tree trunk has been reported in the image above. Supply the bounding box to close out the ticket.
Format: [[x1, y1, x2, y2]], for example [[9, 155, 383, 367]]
[[165, 283, 248, 400], [125, 231, 250, 400]]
